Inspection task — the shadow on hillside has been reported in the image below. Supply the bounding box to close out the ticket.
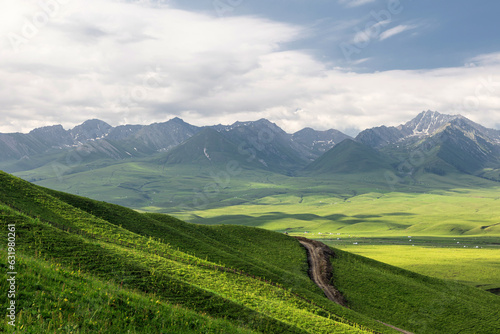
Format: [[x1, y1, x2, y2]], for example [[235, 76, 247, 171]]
[[382, 212, 417, 216], [188, 211, 411, 230]]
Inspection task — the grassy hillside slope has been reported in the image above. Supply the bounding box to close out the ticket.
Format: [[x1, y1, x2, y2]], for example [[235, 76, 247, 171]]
[[331, 248, 500, 334], [1, 170, 499, 333], [303, 139, 393, 174], [0, 171, 381, 333], [0, 251, 256, 333]]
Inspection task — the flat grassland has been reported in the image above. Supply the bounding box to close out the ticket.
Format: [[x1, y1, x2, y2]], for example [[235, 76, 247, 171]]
[[173, 187, 500, 293], [177, 187, 500, 237], [331, 244, 500, 292]]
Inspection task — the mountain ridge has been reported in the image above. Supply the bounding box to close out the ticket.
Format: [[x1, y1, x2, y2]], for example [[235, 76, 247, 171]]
[[1, 111, 500, 180]]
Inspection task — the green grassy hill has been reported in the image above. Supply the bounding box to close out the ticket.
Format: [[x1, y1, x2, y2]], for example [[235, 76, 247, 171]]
[[1, 170, 499, 333], [0, 171, 384, 333], [303, 139, 394, 174], [158, 128, 254, 168], [331, 249, 500, 334]]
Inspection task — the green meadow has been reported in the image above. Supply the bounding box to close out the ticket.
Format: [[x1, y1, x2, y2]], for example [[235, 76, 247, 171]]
[[176, 187, 500, 237], [171, 184, 500, 296], [0, 252, 257, 334], [7, 161, 500, 332], [330, 248, 500, 334], [330, 244, 500, 293], [0, 171, 387, 333], [1, 167, 500, 332]]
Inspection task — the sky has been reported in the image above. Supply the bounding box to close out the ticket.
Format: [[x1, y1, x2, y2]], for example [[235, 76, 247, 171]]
[[1, 0, 500, 135]]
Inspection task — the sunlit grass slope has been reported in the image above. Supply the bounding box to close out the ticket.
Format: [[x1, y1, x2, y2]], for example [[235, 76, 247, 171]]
[[332, 244, 500, 292], [0, 171, 380, 333], [0, 252, 257, 334], [331, 248, 500, 334], [181, 187, 500, 237], [1, 170, 499, 333]]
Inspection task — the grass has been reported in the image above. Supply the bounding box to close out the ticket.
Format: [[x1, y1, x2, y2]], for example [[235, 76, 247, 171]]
[[328, 244, 500, 292], [177, 188, 500, 237], [0, 171, 380, 333], [0, 252, 257, 334], [2, 168, 500, 333], [13, 159, 500, 215], [41, 186, 389, 332], [330, 248, 500, 334]]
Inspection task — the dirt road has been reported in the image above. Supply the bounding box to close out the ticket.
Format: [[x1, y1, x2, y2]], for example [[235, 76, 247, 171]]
[[295, 237, 347, 306], [295, 236, 414, 334]]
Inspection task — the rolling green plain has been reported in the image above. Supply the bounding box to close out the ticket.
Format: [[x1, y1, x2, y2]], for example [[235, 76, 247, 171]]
[[332, 245, 500, 292], [176, 186, 500, 293], [13, 161, 500, 295]]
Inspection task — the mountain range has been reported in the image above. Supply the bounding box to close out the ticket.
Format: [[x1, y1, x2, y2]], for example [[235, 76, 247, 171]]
[[1, 111, 500, 182]]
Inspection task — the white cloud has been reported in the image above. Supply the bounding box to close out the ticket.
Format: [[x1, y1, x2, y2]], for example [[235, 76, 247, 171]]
[[0, 1, 499, 135], [379, 24, 418, 41], [338, 0, 377, 8], [352, 20, 390, 44]]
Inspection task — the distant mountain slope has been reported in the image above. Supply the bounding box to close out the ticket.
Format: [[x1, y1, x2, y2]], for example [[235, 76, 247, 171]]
[[432, 121, 500, 174], [0, 132, 50, 161], [304, 139, 393, 174], [123, 117, 200, 153], [292, 128, 352, 160], [356, 111, 500, 177], [30, 124, 75, 147], [354, 125, 404, 149], [1, 111, 499, 181], [216, 119, 312, 174], [158, 127, 257, 168], [400, 110, 460, 137], [0, 120, 113, 163], [70, 119, 113, 143], [0, 118, 350, 175], [158, 121, 327, 173], [356, 110, 462, 148]]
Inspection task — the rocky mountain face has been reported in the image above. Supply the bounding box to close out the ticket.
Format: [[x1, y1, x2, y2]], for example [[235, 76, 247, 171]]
[[30, 124, 74, 147], [399, 110, 460, 137], [70, 119, 113, 143], [0, 118, 202, 163], [292, 128, 352, 160], [0, 117, 349, 175], [215, 119, 312, 173], [416, 117, 500, 175], [129, 117, 200, 152], [356, 110, 462, 148], [1, 111, 499, 179], [355, 111, 500, 177]]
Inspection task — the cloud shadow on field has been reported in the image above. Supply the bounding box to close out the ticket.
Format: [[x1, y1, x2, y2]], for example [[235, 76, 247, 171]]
[[187, 211, 407, 230], [382, 212, 417, 216]]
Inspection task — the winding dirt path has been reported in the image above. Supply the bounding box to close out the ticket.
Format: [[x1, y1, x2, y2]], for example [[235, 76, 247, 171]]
[[295, 237, 347, 306], [295, 236, 414, 334]]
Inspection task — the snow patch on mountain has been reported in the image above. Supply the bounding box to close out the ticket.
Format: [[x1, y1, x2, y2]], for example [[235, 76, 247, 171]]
[[204, 147, 211, 161]]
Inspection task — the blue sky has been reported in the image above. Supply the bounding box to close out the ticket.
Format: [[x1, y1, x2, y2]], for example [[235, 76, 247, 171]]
[[1, 0, 499, 134], [174, 0, 500, 71]]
